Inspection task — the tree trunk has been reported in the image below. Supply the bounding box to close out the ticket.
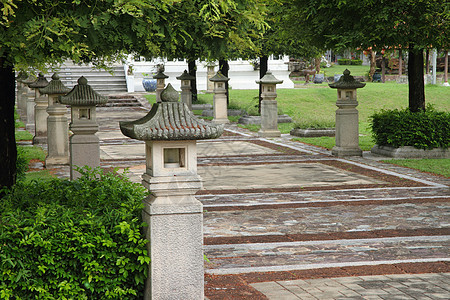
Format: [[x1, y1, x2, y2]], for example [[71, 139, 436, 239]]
[[0, 56, 17, 194], [187, 59, 197, 103], [398, 49, 403, 76], [408, 48, 426, 112], [444, 51, 449, 85], [259, 56, 268, 114], [381, 56, 386, 83], [219, 59, 229, 105], [314, 57, 321, 74], [369, 49, 376, 80]]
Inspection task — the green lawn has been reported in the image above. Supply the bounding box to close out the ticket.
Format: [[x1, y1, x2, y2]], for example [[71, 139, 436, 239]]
[[382, 159, 450, 178]]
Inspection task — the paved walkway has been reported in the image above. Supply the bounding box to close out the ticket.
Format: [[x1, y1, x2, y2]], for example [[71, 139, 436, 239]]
[[26, 96, 450, 299]]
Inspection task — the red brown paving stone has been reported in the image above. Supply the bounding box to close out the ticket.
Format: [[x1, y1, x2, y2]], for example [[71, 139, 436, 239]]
[[205, 262, 450, 299], [205, 274, 268, 300]]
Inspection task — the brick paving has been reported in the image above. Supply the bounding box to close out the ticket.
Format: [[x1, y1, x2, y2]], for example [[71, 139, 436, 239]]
[[29, 102, 450, 299]]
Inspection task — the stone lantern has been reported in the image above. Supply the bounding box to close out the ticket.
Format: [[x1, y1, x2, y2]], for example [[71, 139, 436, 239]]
[[210, 71, 230, 124], [39, 73, 71, 166], [120, 83, 223, 300], [28, 73, 49, 144], [22, 74, 37, 129], [206, 61, 216, 93], [329, 69, 365, 157], [153, 69, 169, 102], [256, 71, 283, 137], [60, 76, 108, 179], [176, 70, 196, 110]]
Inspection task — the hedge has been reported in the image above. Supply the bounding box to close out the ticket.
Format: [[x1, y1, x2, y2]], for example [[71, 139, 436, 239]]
[[337, 58, 363, 65], [370, 106, 450, 150], [0, 167, 149, 299]]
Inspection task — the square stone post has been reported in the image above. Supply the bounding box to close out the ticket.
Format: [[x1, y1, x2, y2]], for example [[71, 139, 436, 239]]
[[153, 70, 169, 103], [177, 70, 196, 110], [15, 72, 28, 114], [40, 73, 71, 166], [210, 71, 230, 124], [206, 62, 216, 93], [329, 69, 365, 157], [120, 84, 224, 300], [23, 75, 37, 130], [60, 76, 108, 179], [257, 71, 283, 138], [29, 73, 49, 144]]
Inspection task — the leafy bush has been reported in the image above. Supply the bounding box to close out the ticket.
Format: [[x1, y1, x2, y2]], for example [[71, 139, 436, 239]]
[[0, 167, 149, 299], [370, 106, 450, 149], [337, 58, 362, 65], [15, 146, 29, 182]]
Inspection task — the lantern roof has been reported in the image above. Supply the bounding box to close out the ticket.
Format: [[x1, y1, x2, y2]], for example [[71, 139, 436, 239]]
[[59, 76, 108, 106], [176, 70, 195, 81], [23, 74, 37, 85], [28, 73, 49, 89], [39, 73, 71, 95], [120, 85, 223, 141], [209, 71, 229, 82], [329, 69, 366, 89], [256, 71, 283, 85], [153, 70, 169, 79], [16, 71, 28, 82]]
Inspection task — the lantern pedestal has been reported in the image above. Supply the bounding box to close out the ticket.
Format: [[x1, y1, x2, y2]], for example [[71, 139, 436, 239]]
[[332, 99, 362, 157], [26, 91, 35, 132], [46, 104, 70, 166], [259, 99, 281, 137], [33, 94, 49, 144], [142, 140, 204, 300]]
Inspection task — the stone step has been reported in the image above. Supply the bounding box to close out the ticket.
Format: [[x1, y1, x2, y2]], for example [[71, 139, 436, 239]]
[[204, 236, 450, 275], [98, 95, 142, 107]]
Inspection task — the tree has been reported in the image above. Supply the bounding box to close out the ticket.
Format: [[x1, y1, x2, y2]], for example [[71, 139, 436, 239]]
[[292, 0, 450, 112], [0, 0, 270, 191]]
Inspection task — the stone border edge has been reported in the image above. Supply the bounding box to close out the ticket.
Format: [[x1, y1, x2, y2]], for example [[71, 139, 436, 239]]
[[371, 145, 449, 159]]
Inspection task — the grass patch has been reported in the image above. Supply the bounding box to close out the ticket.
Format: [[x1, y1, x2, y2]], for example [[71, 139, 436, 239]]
[[18, 145, 47, 162], [382, 159, 450, 178], [24, 170, 55, 182], [15, 130, 33, 141]]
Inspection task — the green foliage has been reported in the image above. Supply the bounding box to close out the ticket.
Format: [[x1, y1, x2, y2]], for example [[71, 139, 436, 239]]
[[337, 59, 362, 65], [15, 130, 33, 141], [370, 106, 450, 149], [15, 146, 28, 182], [382, 159, 450, 178], [0, 167, 149, 299]]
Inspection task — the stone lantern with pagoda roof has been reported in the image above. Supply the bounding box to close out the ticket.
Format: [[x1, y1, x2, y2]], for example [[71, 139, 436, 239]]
[[153, 69, 169, 102], [39, 73, 71, 166], [329, 69, 365, 157], [176, 70, 196, 110], [60, 76, 108, 179], [120, 83, 223, 300], [209, 71, 230, 124], [28, 73, 49, 144], [256, 71, 283, 138]]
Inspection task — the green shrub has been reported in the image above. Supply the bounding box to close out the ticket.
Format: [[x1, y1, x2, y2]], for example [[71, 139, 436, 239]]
[[337, 58, 362, 65], [370, 106, 450, 149], [350, 59, 363, 65], [0, 167, 149, 299], [16, 146, 29, 182]]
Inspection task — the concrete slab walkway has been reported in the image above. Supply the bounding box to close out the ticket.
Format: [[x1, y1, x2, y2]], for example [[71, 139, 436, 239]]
[[36, 100, 449, 299]]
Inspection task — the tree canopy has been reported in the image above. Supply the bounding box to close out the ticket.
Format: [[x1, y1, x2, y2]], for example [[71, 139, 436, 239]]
[[292, 0, 450, 111]]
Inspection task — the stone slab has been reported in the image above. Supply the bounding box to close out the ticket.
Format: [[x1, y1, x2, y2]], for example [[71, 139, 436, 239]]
[[290, 128, 335, 137], [372, 145, 450, 159], [238, 115, 293, 125], [198, 162, 386, 190], [202, 109, 246, 117]]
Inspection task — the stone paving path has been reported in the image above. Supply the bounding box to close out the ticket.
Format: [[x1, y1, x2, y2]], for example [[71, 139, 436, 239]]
[[33, 100, 449, 299]]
